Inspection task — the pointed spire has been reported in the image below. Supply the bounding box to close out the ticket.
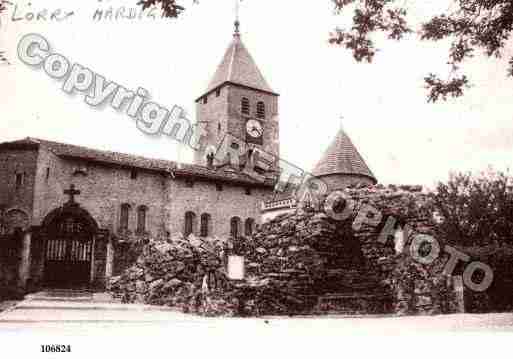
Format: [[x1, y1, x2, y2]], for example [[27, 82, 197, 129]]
[[313, 126, 377, 184], [197, 4, 278, 100]]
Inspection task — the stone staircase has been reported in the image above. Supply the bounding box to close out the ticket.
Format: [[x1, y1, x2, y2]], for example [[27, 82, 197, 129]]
[[25, 289, 102, 302], [0, 288, 185, 322]]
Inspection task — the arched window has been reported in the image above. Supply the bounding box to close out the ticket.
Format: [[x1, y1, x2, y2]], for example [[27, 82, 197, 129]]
[[15, 172, 24, 190], [120, 204, 131, 230], [245, 218, 255, 237], [184, 211, 197, 237], [137, 206, 148, 233], [241, 97, 250, 115], [230, 217, 241, 238], [200, 213, 211, 237], [256, 101, 265, 119]]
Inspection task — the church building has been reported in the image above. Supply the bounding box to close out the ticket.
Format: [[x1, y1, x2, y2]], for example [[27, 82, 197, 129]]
[[0, 23, 279, 290], [0, 22, 377, 291]]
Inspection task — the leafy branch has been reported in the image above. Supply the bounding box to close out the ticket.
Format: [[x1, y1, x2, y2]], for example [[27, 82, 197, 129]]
[[331, 0, 513, 102], [137, 0, 199, 18]]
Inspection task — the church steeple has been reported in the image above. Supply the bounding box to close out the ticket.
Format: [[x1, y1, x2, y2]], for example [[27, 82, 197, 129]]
[[194, 10, 280, 169], [196, 5, 277, 101]]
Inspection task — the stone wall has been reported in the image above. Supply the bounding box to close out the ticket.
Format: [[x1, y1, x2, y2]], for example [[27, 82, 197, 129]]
[[108, 184, 460, 317], [220, 183, 459, 316], [0, 148, 38, 224], [227, 85, 280, 161], [108, 235, 227, 308], [318, 173, 375, 192], [237, 209, 391, 315], [195, 83, 279, 168], [344, 184, 459, 315], [29, 146, 270, 240], [32, 148, 169, 236], [194, 84, 230, 166], [32, 147, 64, 226], [165, 177, 269, 237], [0, 235, 21, 299]]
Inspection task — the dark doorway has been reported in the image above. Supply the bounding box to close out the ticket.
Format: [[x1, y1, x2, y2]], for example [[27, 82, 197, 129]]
[[42, 206, 97, 288], [45, 236, 92, 287]]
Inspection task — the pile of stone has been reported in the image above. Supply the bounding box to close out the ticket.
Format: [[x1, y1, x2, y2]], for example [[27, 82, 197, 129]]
[[387, 252, 459, 315], [109, 184, 460, 316], [108, 234, 229, 310], [343, 184, 459, 315], [237, 183, 458, 316], [345, 184, 435, 262], [231, 209, 384, 315]]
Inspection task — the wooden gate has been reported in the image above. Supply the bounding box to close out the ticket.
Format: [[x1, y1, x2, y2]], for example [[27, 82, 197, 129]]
[[43, 213, 94, 288], [45, 238, 92, 287]]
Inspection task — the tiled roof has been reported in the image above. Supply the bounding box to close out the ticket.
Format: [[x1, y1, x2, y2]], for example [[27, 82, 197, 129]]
[[38, 138, 175, 172], [174, 163, 275, 187], [312, 128, 377, 184], [200, 34, 277, 98], [0, 137, 274, 188]]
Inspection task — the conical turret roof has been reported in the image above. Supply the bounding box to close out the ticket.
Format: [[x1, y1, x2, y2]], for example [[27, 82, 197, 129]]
[[313, 127, 377, 184]]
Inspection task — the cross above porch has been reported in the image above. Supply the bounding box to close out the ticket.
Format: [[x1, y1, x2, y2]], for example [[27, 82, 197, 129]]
[[64, 184, 81, 205]]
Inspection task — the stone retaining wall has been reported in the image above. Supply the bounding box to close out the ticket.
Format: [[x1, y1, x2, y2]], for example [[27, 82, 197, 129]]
[[109, 184, 461, 316]]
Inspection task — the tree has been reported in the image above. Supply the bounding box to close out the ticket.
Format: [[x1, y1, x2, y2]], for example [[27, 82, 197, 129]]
[[430, 170, 513, 246], [137, 0, 197, 18], [142, 1, 513, 102], [330, 0, 513, 102]]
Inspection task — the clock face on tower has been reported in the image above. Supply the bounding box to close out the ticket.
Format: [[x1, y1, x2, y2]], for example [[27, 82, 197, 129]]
[[246, 119, 263, 145]]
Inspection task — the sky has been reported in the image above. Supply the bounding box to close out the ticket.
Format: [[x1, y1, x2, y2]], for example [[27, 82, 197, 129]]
[[1, 0, 512, 189]]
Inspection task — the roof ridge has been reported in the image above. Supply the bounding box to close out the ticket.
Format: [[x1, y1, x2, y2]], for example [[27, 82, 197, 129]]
[[33, 137, 175, 165], [226, 36, 238, 82]]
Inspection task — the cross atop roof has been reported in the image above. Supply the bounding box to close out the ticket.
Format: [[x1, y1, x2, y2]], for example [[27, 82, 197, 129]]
[[64, 184, 81, 204], [234, 0, 241, 36]]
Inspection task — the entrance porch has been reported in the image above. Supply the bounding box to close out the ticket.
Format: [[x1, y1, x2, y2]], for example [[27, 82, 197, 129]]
[[14, 203, 114, 292]]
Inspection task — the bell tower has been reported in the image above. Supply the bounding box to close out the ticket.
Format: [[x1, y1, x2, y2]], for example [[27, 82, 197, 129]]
[[194, 13, 280, 169]]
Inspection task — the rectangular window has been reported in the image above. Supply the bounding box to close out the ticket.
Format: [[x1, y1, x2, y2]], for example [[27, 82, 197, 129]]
[[203, 96, 208, 104], [130, 169, 138, 180], [216, 88, 221, 97], [120, 204, 130, 230], [15, 173, 23, 189], [137, 207, 147, 233], [216, 183, 223, 192], [200, 214, 210, 237], [241, 98, 250, 115], [45, 167, 50, 181], [257, 102, 266, 119]]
